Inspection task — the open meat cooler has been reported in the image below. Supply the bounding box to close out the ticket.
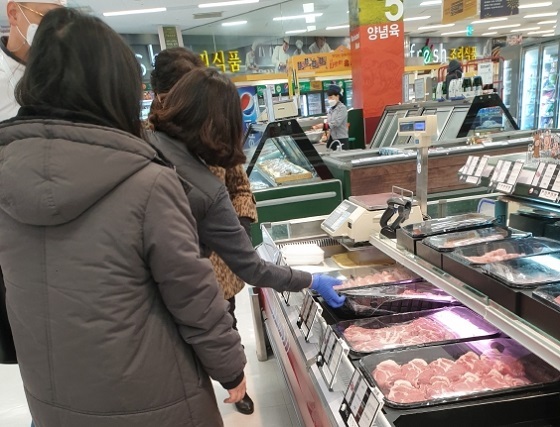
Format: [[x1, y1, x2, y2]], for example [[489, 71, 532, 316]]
[[251, 212, 560, 427]]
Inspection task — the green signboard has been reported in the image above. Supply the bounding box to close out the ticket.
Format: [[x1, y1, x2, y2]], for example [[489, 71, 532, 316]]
[[161, 26, 181, 49]]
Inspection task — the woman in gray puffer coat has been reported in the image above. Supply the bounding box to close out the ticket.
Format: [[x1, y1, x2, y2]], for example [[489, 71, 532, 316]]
[[0, 8, 245, 427]]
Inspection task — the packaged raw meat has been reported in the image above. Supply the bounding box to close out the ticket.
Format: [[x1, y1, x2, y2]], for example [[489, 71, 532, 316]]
[[330, 265, 421, 291], [422, 227, 530, 252], [401, 213, 495, 239], [360, 338, 560, 408], [332, 282, 459, 319], [533, 283, 560, 312], [448, 237, 560, 266], [336, 307, 498, 356], [481, 253, 560, 288]]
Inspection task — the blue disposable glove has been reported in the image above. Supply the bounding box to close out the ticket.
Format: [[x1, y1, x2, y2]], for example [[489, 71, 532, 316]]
[[311, 274, 346, 308]]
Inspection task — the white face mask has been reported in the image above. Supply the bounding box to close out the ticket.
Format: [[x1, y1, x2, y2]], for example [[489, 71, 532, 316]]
[[328, 99, 337, 107], [16, 5, 39, 47]]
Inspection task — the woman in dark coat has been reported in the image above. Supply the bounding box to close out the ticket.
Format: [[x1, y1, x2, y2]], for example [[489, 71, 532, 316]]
[[0, 8, 246, 427]]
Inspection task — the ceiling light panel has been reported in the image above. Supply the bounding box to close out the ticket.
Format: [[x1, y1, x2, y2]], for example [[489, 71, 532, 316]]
[[303, 3, 314, 13], [420, 0, 441, 5], [326, 25, 350, 30], [489, 24, 521, 29], [273, 13, 323, 21], [103, 7, 166, 17], [519, 2, 552, 8], [286, 29, 307, 34], [403, 16, 431, 22], [524, 12, 558, 18], [511, 26, 541, 31], [482, 31, 498, 35], [418, 23, 455, 29], [222, 20, 247, 26], [471, 17, 507, 24], [199, 0, 258, 8]]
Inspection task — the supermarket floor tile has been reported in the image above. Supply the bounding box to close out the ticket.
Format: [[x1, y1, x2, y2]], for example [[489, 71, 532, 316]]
[[0, 286, 297, 427]]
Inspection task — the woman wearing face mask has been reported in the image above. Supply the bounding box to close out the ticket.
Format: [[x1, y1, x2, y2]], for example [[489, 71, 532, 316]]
[[325, 84, 349, 150], [0, 0, 65, 121]]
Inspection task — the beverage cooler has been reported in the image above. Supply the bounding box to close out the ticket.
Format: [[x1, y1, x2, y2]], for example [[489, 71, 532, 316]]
[[519, 38, 560, 130], [300, 92, 325, 117], [500, 45, 521, 122]]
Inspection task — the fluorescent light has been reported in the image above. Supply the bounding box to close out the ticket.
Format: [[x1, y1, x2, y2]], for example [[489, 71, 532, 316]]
[[482, 31, 498, 35], [528, 29, 555, 34], [519, 2, 552, 8], [199, 0, 258, 8], [537, 20, 557, 24], [524, 12, 558, 18], [307, 25, 316, 31], [511, 26, 541, 31], [305, 16, 316, 23], [441, 30, 467, 35], [103, 7, 166, 16], [285, 29, 307, 34], [273, 13, 323, 21], [471, 17, 507, 24], [326, 24, 350, 30], [303, 3, 314, 13], [418, 23, 455, 30], [420, 0, 441, 5], [404, 16, 431, 22], [221, 20, 247, 26], [489, 24, 521, 29]]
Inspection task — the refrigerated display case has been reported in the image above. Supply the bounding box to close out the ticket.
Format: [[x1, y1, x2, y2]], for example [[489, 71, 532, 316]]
[[300, 92, 325, 117], [243, 120, 343, 245], [500, 45, 521, 121], [538, 43, 559, 129], [252, 216, 560, 427], [520, 47, 540, 130]]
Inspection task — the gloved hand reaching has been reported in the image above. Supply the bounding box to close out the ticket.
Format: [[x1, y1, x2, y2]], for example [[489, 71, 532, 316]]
[[310, 274, 346, 308]]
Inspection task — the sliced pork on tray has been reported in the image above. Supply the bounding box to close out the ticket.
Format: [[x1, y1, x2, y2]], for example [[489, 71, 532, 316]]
[[361, 338, 560, 408], [336, 307, 498, 356], [332, 265, 421, 291]]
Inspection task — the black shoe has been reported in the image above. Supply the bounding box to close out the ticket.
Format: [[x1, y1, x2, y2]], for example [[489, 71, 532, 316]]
[[235, 393, 254, 415]]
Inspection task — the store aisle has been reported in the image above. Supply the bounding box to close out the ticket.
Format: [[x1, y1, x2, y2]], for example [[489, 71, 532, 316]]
[[0, 286, 298, 427]]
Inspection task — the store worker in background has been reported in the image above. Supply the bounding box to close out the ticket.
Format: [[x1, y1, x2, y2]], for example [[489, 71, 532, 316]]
[[309, 36, 332, 54], [0, 8, 248, 427], [272, 37, 291, 72], [294, 39, 306, 56], [245, 41, 259, 72], [150, 47, 259, 415], [324, 84, 349, 150], [445, 59, 463, 99], [1, 0, 65, 120]]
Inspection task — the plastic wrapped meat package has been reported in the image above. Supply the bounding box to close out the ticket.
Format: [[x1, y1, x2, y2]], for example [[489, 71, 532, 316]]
[[331, 265, 421, 291], [336, 307, 498, 356], [361, 338, 560, 408], [422, 227, 530, 252], [333, 282, 459, 319], [448, 237, 560, 266], [481, 253, 560, 288], [533, 283, 560, 311], [401, 213, 495, 239]]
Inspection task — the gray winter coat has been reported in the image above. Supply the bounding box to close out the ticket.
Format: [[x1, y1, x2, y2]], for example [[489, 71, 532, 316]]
[[149, 131, 312, 292], [0, 117, 245, 427]]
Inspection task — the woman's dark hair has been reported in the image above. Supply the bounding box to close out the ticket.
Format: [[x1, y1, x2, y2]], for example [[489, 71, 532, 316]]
[[150, 68, 245, 168], [15, 8, 143, 137], [150, 47, 204, 95], [326, 84, 345, 104]]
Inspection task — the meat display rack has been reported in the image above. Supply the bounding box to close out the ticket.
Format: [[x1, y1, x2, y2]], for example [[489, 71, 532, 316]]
[[252, 216, 560, 427]]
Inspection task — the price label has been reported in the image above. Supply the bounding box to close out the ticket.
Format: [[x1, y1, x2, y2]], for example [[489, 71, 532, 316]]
[[539, 164, 557, 189], [296, 292, 313, 329], [551, 172, 560, 192], [490, 160, 504, 184], [340, 370, 385, 427], [466, 176, 480, 185], [466, 156, 480, 176], [302, 300, 322, 340], [532, 163, 547, 186], [540, 189, 559, 202], [282, 291, 291, 305], [318, 328, 349, 389], [474, 156, 490, 177], [496, 182, 514, 194], [506, 161, 524, 186], [497, 161, 512, 183]]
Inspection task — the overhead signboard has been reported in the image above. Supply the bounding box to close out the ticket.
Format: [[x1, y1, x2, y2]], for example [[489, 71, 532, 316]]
[[442, 0, 477, 24], [480, 0, 519, 18]]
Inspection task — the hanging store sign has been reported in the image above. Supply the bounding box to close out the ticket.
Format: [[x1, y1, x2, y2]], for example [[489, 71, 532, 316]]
[[480, 0, 519, 19], [442, 0, 477, 24], [293, 50, 352, 74], [200, 50, 242, 73], [158, 26, 183, 50], [448, 45, 478, 61]]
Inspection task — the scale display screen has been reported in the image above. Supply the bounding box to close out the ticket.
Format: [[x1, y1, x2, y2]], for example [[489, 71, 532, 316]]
[[414, 121, 426, 131], [322, 201, 357, 233], [399, 120, 426, 133]]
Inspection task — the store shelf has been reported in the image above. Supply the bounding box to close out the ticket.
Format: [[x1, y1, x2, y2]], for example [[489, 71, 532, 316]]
[[368, 234, 560, 372]]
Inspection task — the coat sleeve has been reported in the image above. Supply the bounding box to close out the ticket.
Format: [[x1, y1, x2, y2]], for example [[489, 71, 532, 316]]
[[143, 168, 246, 386], [224, 165, 258, 222], [198, 187, 312, 293]]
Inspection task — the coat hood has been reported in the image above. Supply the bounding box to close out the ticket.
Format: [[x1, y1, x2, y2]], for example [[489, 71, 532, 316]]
[[0, 118, 157, 226]]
